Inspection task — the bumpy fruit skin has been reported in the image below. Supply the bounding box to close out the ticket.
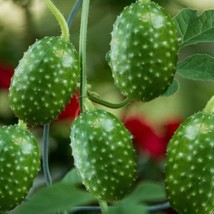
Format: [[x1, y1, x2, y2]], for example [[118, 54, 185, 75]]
[[109, 0, 178, 101], [70, 109, 137, 201], [165, 112, 214, 214], [0, 125, 40, 212], [9, 36, 80, 125]]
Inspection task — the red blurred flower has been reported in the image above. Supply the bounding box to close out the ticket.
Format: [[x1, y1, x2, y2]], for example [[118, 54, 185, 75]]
[[0, 63, 14, 90], [162, 119, 183, 146], [123, 116, 182, 159], [56, 93, 80, 121], [123, 116, 164, 159]]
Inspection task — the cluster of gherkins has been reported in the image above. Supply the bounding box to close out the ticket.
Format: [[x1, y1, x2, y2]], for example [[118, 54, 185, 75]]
[[2, 0, 213, 214]]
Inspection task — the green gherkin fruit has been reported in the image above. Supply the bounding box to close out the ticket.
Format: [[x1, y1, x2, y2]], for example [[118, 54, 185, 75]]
[[70, 109, 137, 201], [165, 112, 214, 214], [9, 36, 80, 125], [109, 0, 178, 101], [0, 124, 40, 212]]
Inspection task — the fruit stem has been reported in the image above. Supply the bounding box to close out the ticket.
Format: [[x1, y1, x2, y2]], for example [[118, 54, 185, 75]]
[[84, 98, 95, 111], [138, 0, 151, 4], [18, 119, 27, 129], [88, 91, 133, 109], [79, 0, 90, 112], [44, 0, 70, 42], [42, 123, 52, 186], [203, 95, 214, 114], [67, 0, 83, 29], [99, 200, 108, 214]]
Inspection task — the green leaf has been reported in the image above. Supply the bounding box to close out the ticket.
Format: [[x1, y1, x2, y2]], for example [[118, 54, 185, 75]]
[[13, 183, 95, 214], [174, 8, 214, 48], [108, 182, 166, 214], [163, 79, 180, 97], [177, 54, 214, 81], [62, 167, 82, 185], [109, 203, 147, 214], [124, 181, 166, 203]]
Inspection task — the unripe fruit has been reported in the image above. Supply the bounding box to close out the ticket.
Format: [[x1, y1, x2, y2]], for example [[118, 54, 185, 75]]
[[70, 109, 137, 201], [0, 124, 40, 212], [9, 36, 80, 125], [109, 0, 178, 101], [165, 112, 214, 214]]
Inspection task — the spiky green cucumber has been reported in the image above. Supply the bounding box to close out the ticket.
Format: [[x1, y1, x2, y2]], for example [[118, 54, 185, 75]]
[[165, 112, 214, 214], [109, 0, 178, 101], [0, 124, 40, 212], [9, 36, 80, 125], [70, 109, 137, 201]]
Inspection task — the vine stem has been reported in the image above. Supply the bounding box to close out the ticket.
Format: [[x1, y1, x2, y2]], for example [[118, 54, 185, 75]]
[[67, 0, 83, 29], [88, 92, 133, 109], [147, 201, 170, 212], [22, 0, 36, 45], [79, 0, 90, 112], [73, 201, 170, 213], [44, 0, 70, 41], [99, 200, 108, 214], [42, 123, 52, 186]]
